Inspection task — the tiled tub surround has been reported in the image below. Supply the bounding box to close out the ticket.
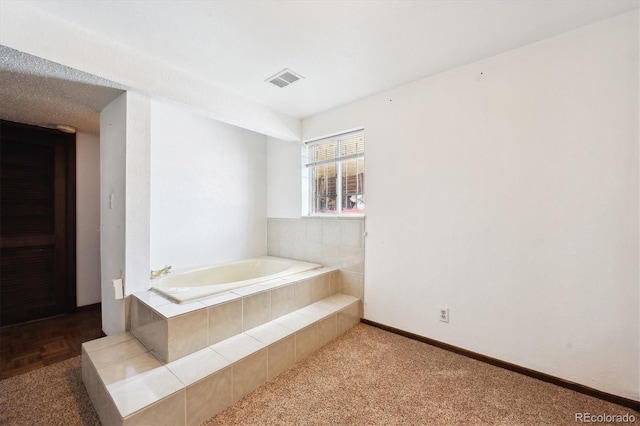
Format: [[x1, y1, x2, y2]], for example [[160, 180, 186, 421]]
[[131, 267, 340, 363], [83, 293, 360, 425], [267, 217, 365, 301]]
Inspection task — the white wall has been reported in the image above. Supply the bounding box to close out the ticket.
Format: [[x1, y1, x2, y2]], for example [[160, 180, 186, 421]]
[[100, 94, 126, 333], [267, 137, 303, 219], [150, 100, 268, 270], [76, 132, 101, 306], [301, 12, 639, 400], [124, 93, 152, 297], [100, 92, 151, 334]]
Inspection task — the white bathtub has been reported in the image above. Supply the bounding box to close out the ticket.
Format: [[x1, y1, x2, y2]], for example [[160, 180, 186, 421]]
[[151, 256, 322, 303]]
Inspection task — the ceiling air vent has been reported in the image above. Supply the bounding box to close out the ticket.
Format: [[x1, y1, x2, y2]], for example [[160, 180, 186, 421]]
[[266, 68, 304, 88]]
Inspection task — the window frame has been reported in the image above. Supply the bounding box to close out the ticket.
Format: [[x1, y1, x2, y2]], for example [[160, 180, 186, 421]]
[[303, 128, 365, 217]]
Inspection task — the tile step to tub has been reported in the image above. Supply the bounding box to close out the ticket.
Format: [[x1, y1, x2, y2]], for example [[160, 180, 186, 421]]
[[82, 293, 360, 426]]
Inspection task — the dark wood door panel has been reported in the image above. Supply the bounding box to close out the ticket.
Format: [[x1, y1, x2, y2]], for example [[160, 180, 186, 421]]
[[0, 120, 76, 326], [1, 139, 56, 237], [0, 246, 58, 324], [1, 140, 55, 237]]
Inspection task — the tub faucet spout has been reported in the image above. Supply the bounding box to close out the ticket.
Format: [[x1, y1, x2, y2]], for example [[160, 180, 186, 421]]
[[150, 265, 172, 280]]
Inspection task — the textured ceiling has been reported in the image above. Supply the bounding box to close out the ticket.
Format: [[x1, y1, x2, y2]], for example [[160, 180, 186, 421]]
[[0, 46, 124, 135]]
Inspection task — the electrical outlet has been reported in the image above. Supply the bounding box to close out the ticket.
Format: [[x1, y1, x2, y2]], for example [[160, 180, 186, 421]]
[[439, 307, 449, 323]]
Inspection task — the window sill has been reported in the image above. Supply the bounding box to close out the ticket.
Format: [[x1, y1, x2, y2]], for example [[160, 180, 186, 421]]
[[304, 214, 365, 219]]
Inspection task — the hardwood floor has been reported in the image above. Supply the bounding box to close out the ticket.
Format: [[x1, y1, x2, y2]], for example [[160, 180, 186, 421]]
[[0, 304, 102, 380]]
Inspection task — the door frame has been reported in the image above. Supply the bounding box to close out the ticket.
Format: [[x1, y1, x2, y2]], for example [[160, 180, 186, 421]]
[[65, 126, 77, 313]]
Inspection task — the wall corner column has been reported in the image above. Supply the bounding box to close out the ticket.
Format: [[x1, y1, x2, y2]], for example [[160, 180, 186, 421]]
[[99, 91, 151, 335]]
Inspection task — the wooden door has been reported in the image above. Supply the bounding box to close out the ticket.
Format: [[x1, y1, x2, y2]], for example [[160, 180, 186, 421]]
[[0, 120, 76, 326]]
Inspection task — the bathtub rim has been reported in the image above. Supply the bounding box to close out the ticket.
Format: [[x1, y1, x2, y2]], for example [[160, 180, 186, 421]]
[[149, 255, 322, 303]]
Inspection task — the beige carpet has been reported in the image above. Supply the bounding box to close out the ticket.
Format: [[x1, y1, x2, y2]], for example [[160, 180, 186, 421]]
[[0, 354, 99, 426], [0, 323, 637, 425]]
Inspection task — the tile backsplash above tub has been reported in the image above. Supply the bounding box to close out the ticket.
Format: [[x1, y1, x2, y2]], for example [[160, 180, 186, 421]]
[[267, 217, 365, 303], [267, 217, 364, 270]]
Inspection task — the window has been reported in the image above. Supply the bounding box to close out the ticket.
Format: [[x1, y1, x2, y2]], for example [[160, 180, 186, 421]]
[[304, 129, 364, 215]]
